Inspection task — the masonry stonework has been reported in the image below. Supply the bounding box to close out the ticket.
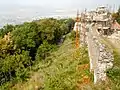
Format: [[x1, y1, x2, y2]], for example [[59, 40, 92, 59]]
[[88, 35, 114, 83]]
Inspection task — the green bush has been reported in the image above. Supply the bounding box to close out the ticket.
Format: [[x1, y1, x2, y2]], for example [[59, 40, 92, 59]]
[[0, 24, 14, 38], [0, 18, 72, 87], [0, 51, 31, 85], [35, 41, 56, 60], [107, 50, 120, 88], [69, 30, 76, 41]]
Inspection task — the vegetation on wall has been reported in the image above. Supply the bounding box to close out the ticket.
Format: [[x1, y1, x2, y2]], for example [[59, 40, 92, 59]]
[[107, 50, 120, 89], [112, 6, 120, 24]]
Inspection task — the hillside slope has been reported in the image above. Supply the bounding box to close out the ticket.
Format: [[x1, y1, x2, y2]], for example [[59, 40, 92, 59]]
[[10, 33, 92, 90]]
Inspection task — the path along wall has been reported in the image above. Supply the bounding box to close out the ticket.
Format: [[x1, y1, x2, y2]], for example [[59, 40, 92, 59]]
[[86, 26, 114, 83]]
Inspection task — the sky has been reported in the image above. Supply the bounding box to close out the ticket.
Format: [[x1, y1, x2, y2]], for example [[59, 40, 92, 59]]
[[0, 0, 120, 16], [0, 0, 119, 27], [0, 0, 120, 17]]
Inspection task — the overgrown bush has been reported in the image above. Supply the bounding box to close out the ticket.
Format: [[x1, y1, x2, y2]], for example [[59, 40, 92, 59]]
[[69, 30, 76, 41], [112, 6, 120, 24], [107, 50, 120, 88], [0, 51, 31, 85], [35, 41, 56, 60], [0, 18, 74, 87]]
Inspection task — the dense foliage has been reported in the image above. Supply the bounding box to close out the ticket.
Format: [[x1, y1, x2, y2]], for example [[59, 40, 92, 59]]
[[9, 33, 91, 90], [0, 18, 75, 86], [112, 6, 120, 24], [107, 50, 120, 89]]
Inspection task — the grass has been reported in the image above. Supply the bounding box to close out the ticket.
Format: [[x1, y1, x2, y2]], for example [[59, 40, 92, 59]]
[[100, 37, 120, 89], [5, 32, 120, 90], [2, 32, 120, 90], [8, 33, 93, 90]]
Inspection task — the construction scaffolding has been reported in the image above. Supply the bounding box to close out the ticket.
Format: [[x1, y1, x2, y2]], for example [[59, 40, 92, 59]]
[[75, 10, 80, 48]]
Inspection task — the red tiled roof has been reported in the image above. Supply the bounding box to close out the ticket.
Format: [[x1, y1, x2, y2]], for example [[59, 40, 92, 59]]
[[111, 21, 120, 30]]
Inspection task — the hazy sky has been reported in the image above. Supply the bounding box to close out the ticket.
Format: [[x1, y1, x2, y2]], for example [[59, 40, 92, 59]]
[[0, 0, 120, 17], [0, 0, 119, 8]]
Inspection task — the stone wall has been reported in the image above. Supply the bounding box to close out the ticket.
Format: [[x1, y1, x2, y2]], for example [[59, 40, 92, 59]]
[[80, 23, 88, 46], [77, 22, 114, 83], [86, 26, 114, 84], [93, 37, 114, 83]]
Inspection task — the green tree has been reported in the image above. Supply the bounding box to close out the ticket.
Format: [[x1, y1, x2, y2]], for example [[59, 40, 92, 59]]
[[0, 33, 14, 59], [35, 41, 54, 60], [0, 51, 31, 85], [0, 24, 14, 37], [0, 18, 71, 86], [112, 6, 120, 24]]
